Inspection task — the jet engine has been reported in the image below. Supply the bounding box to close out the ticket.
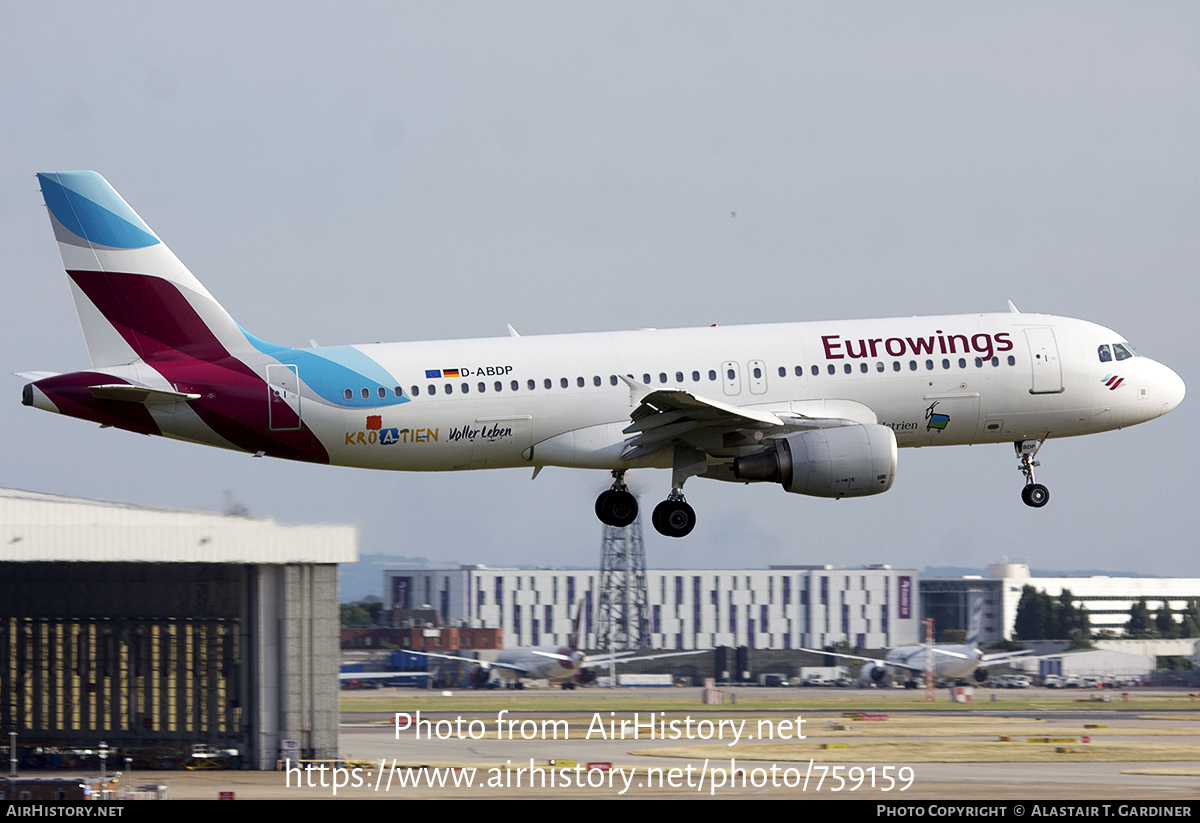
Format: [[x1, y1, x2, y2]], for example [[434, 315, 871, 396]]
[[468, 665, 492, 688], [732, 424, 897, 498], [972, 667, 989, 684], [858, 662, 891, 688]]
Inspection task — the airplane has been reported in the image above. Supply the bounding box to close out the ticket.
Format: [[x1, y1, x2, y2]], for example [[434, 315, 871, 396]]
[[799, 600, 1084, 688], [348, 607, 704, 689], [21, 172, 1185, 538], [394, 644, 705, 690]]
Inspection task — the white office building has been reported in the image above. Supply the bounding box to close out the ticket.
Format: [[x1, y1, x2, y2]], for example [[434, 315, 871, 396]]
[[384, 564, 920, 650]]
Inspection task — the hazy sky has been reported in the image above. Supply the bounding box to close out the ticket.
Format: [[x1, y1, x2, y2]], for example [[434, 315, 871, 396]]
[[3, 3, 1197, 592]]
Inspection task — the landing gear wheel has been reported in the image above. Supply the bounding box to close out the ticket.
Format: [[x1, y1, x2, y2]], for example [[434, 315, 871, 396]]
[[595, 490, 613, 522], [596, 489, 638, 526], [1021, 483, 1049, 508], [652, 499, 696, 538]]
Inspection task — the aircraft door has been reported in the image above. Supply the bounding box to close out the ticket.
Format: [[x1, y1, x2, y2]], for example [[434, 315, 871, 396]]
[[267, 364, 301, 430], [1025, 328, 1063, 394], [721, 361, 741, 396], [747, 360, 767, 395]]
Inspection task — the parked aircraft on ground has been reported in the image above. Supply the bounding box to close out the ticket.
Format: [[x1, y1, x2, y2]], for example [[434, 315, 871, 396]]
[[799, 601, 1085, 687], [397, 644, 704, 690], [345, 608, 704, 689], [22, 172, 1185, 537]]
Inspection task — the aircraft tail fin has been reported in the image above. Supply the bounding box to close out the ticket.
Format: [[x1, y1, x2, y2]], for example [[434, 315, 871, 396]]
[[37, 171, 257, 367], [568, 601, 586, 650], [966, 598, 984, 648]]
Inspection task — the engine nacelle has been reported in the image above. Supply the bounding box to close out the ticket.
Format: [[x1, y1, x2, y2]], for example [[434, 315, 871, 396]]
[[858, 661, 891, 688], [972, 667, 989, 684], [733, 424, 897, 498], [468, 665, 491, 688]]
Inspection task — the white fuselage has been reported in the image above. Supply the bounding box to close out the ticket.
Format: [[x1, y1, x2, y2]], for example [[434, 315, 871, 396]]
[[234, 312, 1182, 473], [885, 645, 984, 681]]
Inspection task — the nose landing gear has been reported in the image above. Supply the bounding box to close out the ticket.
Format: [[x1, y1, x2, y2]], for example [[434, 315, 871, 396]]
[[1015, 440, 1050, 508]]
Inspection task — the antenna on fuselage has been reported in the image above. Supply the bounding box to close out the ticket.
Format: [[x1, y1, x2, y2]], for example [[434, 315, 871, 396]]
[[1007, 300, 1020, 314]]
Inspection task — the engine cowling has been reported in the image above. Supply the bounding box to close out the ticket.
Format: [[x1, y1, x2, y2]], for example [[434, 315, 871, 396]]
[[858, 661, 891, 688], [732, 424, 897, 497], [972, 667, 989, 684], [468, 665, 491, 688]]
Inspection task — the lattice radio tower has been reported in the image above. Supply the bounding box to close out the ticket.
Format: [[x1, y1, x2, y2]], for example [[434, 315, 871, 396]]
[[595, 511, 649, 651]]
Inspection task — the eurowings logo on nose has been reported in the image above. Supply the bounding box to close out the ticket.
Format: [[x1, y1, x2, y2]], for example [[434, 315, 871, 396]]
[[1101, 374, 1124, 390]]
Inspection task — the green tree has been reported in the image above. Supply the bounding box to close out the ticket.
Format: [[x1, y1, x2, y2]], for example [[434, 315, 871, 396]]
[[1125, 598, 1156, 639], [1155, 602, 1179, 639], [1014, 585, 1050, 640], [340, 603, 371, 627], [1179, 599, 1200, 638]]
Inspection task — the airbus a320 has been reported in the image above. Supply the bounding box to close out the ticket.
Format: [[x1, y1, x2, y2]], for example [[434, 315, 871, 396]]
[[22, 172, 1185, 537]]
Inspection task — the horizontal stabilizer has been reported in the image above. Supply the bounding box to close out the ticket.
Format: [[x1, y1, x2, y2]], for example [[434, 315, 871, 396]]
[[88, 384, 201, 404]]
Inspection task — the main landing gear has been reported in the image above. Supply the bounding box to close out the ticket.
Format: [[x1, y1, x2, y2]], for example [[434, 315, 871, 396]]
[[652, 494, 696, 538], [595, 470, 638, 527], [593, 456, 701, 539], [1015, 440, 1050, 508]]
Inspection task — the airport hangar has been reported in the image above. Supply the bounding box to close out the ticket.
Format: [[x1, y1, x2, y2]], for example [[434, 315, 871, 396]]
[[0, 487, 355, 770]]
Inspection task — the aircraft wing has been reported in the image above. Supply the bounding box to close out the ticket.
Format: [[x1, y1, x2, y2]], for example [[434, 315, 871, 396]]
[[795, 646, 885, 666], [580, 649, 710, 670], [618, 379, 879, 466], [979, 649, 1035, 663], [390, 649, 539, 676], [619, 383, 785, 462]]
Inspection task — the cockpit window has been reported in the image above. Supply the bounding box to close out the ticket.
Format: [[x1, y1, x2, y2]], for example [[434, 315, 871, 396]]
[[1097, 344, 1111, 363], [1113, 342, 1134, 361]]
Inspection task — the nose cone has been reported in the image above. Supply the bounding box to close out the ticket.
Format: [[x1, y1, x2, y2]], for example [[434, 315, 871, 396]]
[[1158, 363, 1186, 416]]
